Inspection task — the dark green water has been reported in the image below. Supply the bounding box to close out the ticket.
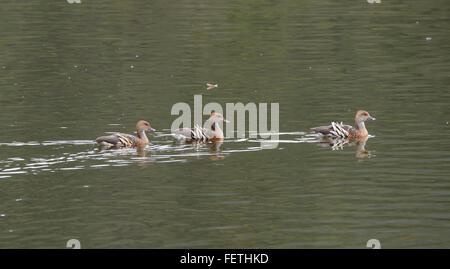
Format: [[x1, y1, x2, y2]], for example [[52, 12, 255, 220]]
[[0, 0, 449, 248]]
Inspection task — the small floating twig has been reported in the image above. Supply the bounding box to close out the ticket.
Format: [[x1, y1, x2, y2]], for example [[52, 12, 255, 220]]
[[206, 83, 218, 90]]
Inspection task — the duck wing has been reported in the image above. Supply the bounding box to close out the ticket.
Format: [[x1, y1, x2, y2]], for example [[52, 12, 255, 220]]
[[311, 122, 355, 138], [96, 133, 138, 147], [172, 126, 213, 142], [172, 128, 195, 140], [311, 125, 334, 135]]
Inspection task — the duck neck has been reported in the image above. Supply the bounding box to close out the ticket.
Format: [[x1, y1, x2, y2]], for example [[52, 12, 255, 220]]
[[137, 129, 149, 144], [211, 122, 224, 139], [355, 119, 368, 137]]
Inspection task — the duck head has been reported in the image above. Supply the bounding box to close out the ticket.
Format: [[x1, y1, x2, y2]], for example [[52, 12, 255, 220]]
[[208, 112, 230, 124], [136, 120, 156, 133], [355, 110, 376, 123], [355, 110, 375, 134], [207, 112, 229, 133]]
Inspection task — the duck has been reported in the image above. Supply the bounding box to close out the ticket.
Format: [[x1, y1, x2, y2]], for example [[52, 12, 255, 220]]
[[96, 120, 155, 148], [311, 110, 376, 139], [172, 112, 229, 142]]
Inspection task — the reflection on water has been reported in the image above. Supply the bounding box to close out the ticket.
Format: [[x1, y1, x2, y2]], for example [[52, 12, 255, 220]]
[[313, 135, 374, 158], [0, 132, 328, 178]]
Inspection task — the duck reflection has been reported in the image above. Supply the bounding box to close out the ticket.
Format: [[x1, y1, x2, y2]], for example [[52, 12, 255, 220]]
[[314, 136, 373, 158], [209, 140, 224, 161], [136, 146, 152, 166], [96, 145, 153, 166], [135, 145, 149, 157], [186, 140, 225, 161]]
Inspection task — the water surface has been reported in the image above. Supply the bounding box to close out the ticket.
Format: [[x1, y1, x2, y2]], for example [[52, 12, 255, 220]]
[[0, 0, 449, 248]]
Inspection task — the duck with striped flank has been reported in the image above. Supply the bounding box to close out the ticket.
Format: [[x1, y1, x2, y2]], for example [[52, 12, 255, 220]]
[[96, 120, 155, 148], [311, 110, 376, 139], [172, 112, 229, 142]]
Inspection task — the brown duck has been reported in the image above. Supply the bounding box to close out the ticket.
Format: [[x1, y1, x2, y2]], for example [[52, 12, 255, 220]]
[[311, 110, 376, 139], [172, 112, 229, 142], [96, 120, 155, 148]]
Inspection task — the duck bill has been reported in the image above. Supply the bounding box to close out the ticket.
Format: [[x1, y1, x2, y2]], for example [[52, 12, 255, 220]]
[[368, 116, 376, 121], [223, 119, 230, 123], [149, 127, 156, 131]]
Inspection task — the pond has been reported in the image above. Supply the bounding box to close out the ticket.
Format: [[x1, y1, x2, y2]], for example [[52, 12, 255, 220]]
[[0, 0, 449, 248]]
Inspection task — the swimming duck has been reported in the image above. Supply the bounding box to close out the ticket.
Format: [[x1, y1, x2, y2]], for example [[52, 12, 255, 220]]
[[96, 120, 155, 148], [311, 110, 376, 139], [172, 112, 229, 142]]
